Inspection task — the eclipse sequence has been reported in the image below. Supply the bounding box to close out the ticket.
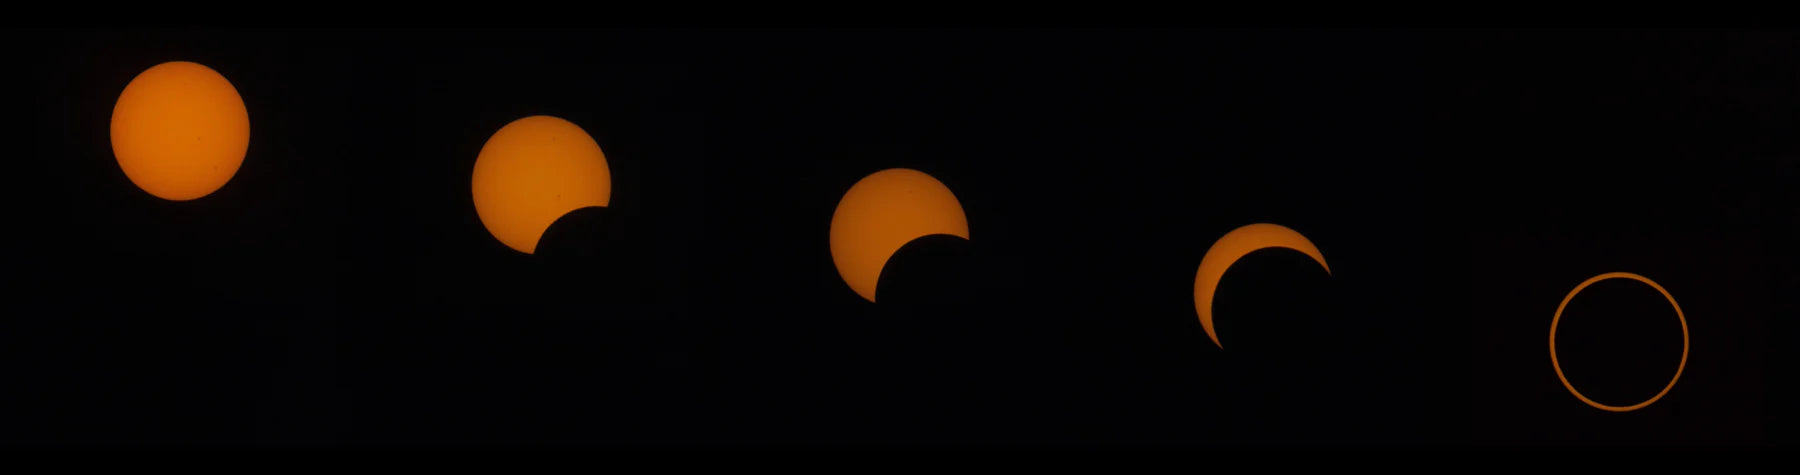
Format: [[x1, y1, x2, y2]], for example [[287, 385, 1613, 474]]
[[110, 57, 1713, 416], [10, 29, 1791, 447]]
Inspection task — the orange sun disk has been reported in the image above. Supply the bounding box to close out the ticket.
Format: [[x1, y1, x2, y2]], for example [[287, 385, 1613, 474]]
[[110, 61, 251, 201]]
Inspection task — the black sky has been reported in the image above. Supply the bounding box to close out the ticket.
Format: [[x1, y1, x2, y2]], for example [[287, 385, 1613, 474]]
[[0, 28, 1794, 447]]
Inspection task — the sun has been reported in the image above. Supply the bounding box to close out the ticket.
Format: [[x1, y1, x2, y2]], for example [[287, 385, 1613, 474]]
[[829, 168, 970, 303], [1193, 223, 1331, 349], [471, 115, 613, 255], [1549, 272, 1688, 412], [110, 61, 251, 201]]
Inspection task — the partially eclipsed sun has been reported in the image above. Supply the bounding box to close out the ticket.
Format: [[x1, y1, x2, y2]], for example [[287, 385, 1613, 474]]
[[110, 61, 251, 201], [829, 168, 970, 303], [1194, 223, 1331, 349], [471, 115, 612, 255]]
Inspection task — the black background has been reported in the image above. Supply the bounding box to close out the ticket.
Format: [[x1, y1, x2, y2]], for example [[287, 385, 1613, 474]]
[[0, 28, 1794, 447]]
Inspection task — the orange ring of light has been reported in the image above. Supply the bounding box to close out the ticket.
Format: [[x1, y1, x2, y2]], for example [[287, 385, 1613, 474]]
[[1548, 271, 1689, 412]]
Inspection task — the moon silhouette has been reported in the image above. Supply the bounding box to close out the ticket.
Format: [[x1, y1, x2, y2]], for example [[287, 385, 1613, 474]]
[[829, 168, 970, 303], [1549, 271, 1689, 412], [110, 61, 251, 201], [1194, 223, 1331, 349], [471, 115, 612, 255]]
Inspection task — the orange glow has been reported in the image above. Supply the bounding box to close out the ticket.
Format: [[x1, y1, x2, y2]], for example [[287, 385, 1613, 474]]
[[471, 115, 612, 255], [1550, 272, 1689, 412], [829, 168, 970, 303], [1193, 223, 1331, 349], [109, 61, 251, 201]]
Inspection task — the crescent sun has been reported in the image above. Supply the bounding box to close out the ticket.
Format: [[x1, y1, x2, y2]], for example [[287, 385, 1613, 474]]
[[1194, 223, 1332, 349]]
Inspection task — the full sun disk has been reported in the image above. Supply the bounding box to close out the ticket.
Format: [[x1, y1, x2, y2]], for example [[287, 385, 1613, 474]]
[[110, 61, 251, 201]]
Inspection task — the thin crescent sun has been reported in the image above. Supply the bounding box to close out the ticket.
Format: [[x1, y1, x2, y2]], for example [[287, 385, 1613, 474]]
[[829, 168, 970, 303], [1194, 223, 1331, 349]]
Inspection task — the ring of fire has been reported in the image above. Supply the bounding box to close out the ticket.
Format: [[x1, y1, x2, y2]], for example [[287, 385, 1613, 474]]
[[1548, 271, 1689, 413]]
